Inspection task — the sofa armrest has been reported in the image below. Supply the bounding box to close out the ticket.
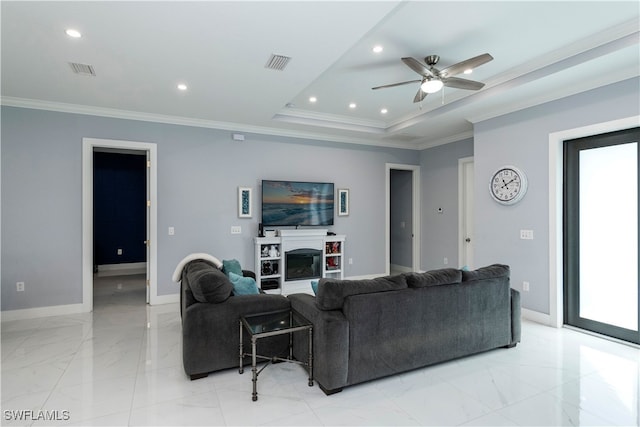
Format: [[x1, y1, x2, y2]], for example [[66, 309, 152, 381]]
[[510, 288, 522, 344], [182, 293, 290, 377], [288, 293, 349, 393]]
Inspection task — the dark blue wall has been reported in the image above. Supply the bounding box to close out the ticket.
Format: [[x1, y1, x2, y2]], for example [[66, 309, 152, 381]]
[[93, 152, 146, 265]]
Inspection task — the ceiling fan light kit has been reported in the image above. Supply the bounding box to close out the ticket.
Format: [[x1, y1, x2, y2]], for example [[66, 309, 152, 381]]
[[373, 53, 493, 103], [420, 79, 444, 94]]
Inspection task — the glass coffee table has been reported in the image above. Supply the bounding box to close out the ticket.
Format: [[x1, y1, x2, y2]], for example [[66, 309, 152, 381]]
[[239, 309, 313, 401]]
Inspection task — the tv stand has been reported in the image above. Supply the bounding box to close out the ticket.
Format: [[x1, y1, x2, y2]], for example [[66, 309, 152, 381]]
[[254, 231, 345, 295]]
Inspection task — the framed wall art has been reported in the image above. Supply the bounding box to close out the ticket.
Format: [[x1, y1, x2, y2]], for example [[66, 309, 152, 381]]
[[238, 187, 252, 218], [338, 188, 349, 216]]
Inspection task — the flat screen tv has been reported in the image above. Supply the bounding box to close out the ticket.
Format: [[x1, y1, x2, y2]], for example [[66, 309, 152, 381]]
[[261, 180, 334, 227]]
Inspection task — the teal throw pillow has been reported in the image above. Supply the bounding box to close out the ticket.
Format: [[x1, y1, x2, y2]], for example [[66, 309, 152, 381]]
[[228, 272, 259, 295], [223, 259, 243, 277], [311, 280, 319, 295]]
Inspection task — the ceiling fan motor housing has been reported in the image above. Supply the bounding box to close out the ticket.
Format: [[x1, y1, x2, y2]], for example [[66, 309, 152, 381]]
[[425, 55, 440, 67]]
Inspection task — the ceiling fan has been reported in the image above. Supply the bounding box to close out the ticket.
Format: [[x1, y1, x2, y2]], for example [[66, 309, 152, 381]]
[[372, 53, 493, 103]]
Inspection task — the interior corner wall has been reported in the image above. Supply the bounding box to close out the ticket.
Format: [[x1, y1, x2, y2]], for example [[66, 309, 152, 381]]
[[419, 138, 473, 271], [0, 106, 418, 312], [473, 77, 640, 316]]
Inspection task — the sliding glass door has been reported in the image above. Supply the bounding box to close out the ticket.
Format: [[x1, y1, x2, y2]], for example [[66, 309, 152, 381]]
[[564, 127, 640, 344]]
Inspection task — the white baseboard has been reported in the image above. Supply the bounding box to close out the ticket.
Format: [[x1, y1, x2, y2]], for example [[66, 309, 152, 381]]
[[522, 308, 553, 326], [1, 291, 179, 321], [97, 262, 147, 276], [1, 303, 87, 322]]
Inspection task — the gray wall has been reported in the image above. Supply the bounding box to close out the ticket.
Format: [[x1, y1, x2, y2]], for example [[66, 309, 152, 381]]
[[389, 169, 413, 268], [1, 107, 418, 311], [473, 77, 640, 314], [420, 138, 474, 271]]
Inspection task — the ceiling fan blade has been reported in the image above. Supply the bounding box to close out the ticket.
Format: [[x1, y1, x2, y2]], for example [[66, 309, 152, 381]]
[[413, 88, 427, 103], [401, 57, 435, 77], [443, 77, 485, 90], [372, 79, 421, 90], [439, 53, 493, 78]]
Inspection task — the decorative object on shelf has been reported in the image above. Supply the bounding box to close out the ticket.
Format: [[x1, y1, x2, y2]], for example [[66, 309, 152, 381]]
[[489, 165, 528, 205], [338, 188, 349, 216], [269, 245, 279, 258], [261, 245, 270, 257], [238, 187, 252, 218]]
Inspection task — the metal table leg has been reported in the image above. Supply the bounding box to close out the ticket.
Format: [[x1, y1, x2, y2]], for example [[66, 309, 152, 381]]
[[308, 327, 314, 386], [239, 320, 244, 374], [251, 337, 258, 401]]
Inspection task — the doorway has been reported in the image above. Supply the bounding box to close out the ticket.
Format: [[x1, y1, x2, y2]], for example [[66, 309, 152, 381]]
[[82, 138, 158, 312], [564, 127, 639, 344], [386, 163, 420, 275]]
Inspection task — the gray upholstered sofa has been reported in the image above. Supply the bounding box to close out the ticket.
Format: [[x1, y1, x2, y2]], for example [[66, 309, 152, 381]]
[[177, 257, 290, 380], [288, 264, 521, 394]]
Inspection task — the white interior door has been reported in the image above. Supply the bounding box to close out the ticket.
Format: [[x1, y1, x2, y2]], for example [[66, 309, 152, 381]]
[[459, 157, 474, 269]]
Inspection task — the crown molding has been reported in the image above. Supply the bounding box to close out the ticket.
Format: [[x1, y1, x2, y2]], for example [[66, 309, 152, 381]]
[[1, 96, 420, 150]]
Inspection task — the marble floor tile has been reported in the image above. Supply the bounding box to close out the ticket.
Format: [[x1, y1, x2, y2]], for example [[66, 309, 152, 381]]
[[1, 273, 638, 426]]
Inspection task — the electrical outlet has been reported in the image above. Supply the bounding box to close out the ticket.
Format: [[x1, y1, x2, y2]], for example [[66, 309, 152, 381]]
[[348, 258, 353, 265], [443, 257, 448, 265], [16, 282, 25, 292], [168, 226, 175, 236], [523, 281, 530, 291], [520, 229, 534, 240]]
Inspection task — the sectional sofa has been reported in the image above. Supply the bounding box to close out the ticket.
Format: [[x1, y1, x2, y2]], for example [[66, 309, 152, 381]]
[[288, 264, 521, 394]]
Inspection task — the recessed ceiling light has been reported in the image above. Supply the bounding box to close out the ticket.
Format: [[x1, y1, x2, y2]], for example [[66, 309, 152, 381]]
[[372, 45, 383, 53], [463, 68, 473, 74], [381, 108, 388, 114], [65, 29, 82, 38], [309, 96, 317, 103], [349, 103, 357, 109], [177, 83, 188, 91]]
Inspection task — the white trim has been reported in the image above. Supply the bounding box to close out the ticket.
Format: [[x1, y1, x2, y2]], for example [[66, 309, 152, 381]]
[[1, 303, 85, 322], [83, 138, 159, 312], [548, 116, 640, 328], [385, 163, 421, 276], [522, 308, 552, 325]]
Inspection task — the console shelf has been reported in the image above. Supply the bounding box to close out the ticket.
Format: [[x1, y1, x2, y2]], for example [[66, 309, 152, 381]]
[[254, 233, 345, 295]]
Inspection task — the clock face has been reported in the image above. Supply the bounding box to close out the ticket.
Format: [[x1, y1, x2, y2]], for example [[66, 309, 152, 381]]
[[490, 166, 528, 205]]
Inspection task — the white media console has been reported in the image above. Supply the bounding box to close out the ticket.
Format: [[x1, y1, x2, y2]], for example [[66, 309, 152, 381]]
[[254, 229, 345, 295]]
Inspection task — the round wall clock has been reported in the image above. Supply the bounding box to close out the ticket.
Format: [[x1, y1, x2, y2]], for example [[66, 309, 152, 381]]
[[490, 165, 528, 205]]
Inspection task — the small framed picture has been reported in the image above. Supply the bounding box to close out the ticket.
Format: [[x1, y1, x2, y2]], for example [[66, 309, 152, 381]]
[[338, 188, 349, 216], [238, 187, 252, 218]]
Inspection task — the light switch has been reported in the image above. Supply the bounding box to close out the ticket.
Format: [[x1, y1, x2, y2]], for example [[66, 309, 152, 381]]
[[231, 226, 242, 234], [168, 227, 175, 236]]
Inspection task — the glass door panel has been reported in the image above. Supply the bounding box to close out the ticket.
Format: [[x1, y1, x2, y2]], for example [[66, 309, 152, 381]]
[[579, 143, 638, 331]]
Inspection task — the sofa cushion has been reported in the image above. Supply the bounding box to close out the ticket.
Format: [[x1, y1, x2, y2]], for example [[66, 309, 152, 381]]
[[404, 268, 462, 288], [228, 272, 260, 295], [461, 264, 510, 281], [316, 274, 408, 310], [186, 261, 233, 303]]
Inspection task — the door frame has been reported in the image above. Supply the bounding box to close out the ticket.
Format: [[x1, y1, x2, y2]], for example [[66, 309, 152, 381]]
[[385, 163, 421, 275], [458, 156, 474, 269], [82, 137, 158, 312], [548, 116, 639, 327]]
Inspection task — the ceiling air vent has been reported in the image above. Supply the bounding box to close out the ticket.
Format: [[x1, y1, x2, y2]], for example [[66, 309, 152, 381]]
[[265, 54, 291, 71], [69, 62, 96, 76]]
